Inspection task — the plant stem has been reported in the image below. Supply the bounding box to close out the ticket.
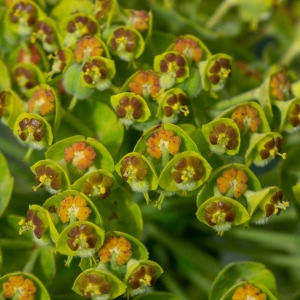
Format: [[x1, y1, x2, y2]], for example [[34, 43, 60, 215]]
[[206, 0, 235, 29], [212, 87, 259, 110], [23, 247, 40, 273]]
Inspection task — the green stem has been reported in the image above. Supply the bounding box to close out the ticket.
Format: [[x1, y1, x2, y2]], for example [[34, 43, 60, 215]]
[[206, 0, 236, 29], [212, 87, 259, 110], [61, 108, 95, 137], [67, 95, 78, 111], [23, 247, 40, 273]]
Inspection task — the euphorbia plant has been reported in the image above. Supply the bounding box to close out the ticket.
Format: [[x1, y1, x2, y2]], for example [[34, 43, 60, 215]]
[[1, 0, 300, 299]]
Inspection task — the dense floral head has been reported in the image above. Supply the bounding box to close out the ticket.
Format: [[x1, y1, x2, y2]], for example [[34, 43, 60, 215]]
[[28, 87, 55, 116], [74, 35, 103, 63], [232, 283, 267, 300], [57, 194, 91, 224], [232, 105, 261, 133], [172, 35, 204, 62], [146, 129, 181, 159], [34, 164, 62, 193], [209, 123, 238, 154], [217, 168, 248, 199], [128, 70, 162, 99], [64, 141, 97, 171], [81, 173, 113, 200], [98, 235, 132, 265], [3, 275, 37, 300], [77, 273, 111, 299], [204, 200, 236, 233], [270, 71, 291, 101]]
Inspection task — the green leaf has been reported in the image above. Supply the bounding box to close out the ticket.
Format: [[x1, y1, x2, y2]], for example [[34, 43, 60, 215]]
[[209, 261, 277, 300], [94, 186, 143, 239], [0, 151, 14, 216]]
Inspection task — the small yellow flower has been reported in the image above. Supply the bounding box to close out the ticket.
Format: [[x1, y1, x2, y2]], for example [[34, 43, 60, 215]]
[[64, 142, 97, 171], [146, 129, 181, 159], [98, 235, 132, 265], [57, 194, 91, 224], [232, 283, 267, 300], [3, 275, 37, 300], [216, 168, 248, 199], [28, 87, 55, 116]]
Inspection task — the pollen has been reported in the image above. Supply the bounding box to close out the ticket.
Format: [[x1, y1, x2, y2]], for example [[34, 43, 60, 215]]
[[64, 142, 97, 171], [216, 168, 248, 198], [28, 87, 55, 116], [57, 194, 91, 224], [3, 275, 37, 300], [98, 235, 132, 265], [146, 129, 181, 159], [232, 283, 267, 300]]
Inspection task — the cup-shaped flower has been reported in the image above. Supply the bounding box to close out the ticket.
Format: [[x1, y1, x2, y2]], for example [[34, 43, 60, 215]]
[[124, 9, 151, 32], [12, 62, 45, 93], [156, 88, 189, 123], [232, 282, 267, 300], [81, 56, 116, 91], [245, 132, 286, 167], [31, 17, 60, 52], [13, 112, 53, 151], [146, 129, 181, 160], [94, 0, 119, 24], [154, 51, 189, 89], [60, 13, 99, 47], [197, 163, 262, 207], [2, 274, 37, 300], [56, 221, 105, 263], [126, 70, 162, 100], [202, 118, 240, 156], [31, 159, 70, 194], [124, 260, 163, 298], [72, 268, 127, 300], [107, 25, 145, 62], [269, 71, 292, 101], [246, 187, 289, 225], [57, 194, 92, 224], [18, 204, 53, 245], [17, 44, 42, 65], [111, 92, 151, 127], [158, 151, 212, 193], [216, 167, 248, 199], [0, 89, 25, 129], [116, 152, 158, 194], [199, 53, 232, 92], [26, 85, 56, 117], [98, 235, 132, 267], [71, 170, 116, 201], [169, 34, 211, 64], [196, 196, 250, 235]]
